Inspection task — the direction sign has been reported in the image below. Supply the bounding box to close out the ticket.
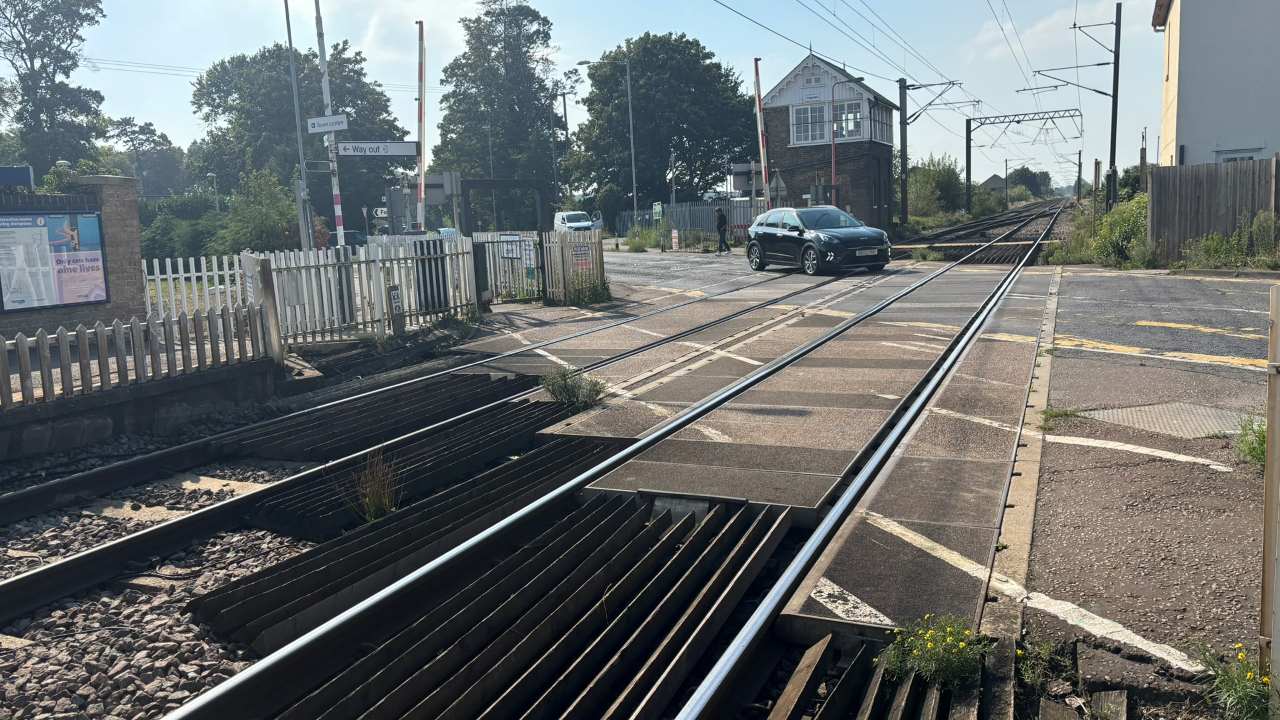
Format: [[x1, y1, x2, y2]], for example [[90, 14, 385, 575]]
[[373, 207, 389, 219], [306, 114, 349, 134], [337, 141, 418, 157]]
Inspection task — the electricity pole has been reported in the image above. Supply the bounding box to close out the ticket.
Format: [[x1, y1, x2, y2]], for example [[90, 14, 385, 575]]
[[899, 78, 908, 225], [283, 0, 313, 248], [313, 0, 345, 245], [1107, 2, 1122, 208]]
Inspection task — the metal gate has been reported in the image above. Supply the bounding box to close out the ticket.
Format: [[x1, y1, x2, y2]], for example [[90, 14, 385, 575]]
[[473, 231, 545, 302]]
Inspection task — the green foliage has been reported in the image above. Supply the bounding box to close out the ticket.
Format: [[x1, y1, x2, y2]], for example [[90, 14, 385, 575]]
[[540, 367, 607, 412], [1199, 644, 1269, 720], [877, 614, 994, 691], [1182, 231, 1247, 269], [1118, 165, 1142, 202], [207, 169, 296, 254], [970, 186, 1006, 218], [1016, 640, 1071, 692], [1007, 166, 1054, 198], [1006, 184, 1033, 204], [0, 0, 106, 176], [192, 40, 406, 234], [347, 451, 399, 523], [1043, 207, 1097, 265], [569, 32, 754, 207], [431, 0, 568, 229], [912, 248, 945, 262], [1092, 193, 1152, 268], [911, 154, 965, 213], [1236, 416, 1266, 467], [626, 222, 671, 250]]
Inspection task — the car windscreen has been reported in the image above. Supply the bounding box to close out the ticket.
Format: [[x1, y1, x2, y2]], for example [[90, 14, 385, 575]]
[[562, 212, 591, 223], [798, 208, 864, 229]]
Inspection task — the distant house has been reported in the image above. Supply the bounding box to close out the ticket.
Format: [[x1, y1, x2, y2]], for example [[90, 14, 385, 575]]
[[1154, 0, 1280, 165], [760, 53, 897, 228], [979, 174, 1005, 194]]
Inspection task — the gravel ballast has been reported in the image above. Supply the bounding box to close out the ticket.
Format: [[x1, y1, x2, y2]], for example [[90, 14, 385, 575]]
[[0, 529, 313, 719]]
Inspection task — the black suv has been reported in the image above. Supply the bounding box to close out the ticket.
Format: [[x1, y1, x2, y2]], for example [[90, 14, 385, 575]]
[[747, 206, 890, 275]]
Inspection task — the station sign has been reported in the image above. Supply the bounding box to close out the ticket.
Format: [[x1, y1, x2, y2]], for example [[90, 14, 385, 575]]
[[337, 141, 419, 157], [306, 114, 349, 134]]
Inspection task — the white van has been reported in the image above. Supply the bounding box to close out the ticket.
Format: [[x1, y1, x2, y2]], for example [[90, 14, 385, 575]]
[[554, 211, 595, 232]]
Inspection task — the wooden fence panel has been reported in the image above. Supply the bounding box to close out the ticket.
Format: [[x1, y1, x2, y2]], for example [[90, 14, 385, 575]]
[[0, 335, 11, 409], [1149, 154, 1280, 261], [56, 327, 72, 398], [76, 325, 91, 394], [15, 334, 33, 404]]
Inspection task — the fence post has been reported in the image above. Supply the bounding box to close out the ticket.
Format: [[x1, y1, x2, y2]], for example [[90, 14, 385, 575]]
[[76, 325, 91, 394], [35, 329, 53, 401], [56, 327, 73, 398], [95, 321, 112, 391], [0, 335, 12, 409], [14, 334, 32, 404], [254, 257, 285, 364], [1265, 286, 1280, 672]]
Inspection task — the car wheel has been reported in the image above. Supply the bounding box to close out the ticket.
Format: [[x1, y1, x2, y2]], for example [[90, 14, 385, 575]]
[[801, 245, 820, 275], [867, 263, 886, 272], [748, 243, 767, 271]]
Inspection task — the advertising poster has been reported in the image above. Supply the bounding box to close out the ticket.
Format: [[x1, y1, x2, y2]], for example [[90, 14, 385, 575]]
[[0, 212, 107, 311]]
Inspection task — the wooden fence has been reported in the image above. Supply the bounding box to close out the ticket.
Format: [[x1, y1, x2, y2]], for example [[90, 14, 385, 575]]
[[144, 254, 245, 318], [542, 231, 606, 305], [0, 304, 273, 409], [244, 236, 476, 346], [1149, 154, 1280, 260]]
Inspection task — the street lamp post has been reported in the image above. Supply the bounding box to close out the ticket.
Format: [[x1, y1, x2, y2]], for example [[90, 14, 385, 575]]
[[578, 56, 638, 218], [830, 79, 852, 207]]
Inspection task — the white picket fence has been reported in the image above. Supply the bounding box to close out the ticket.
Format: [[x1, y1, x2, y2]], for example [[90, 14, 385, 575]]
[[143, 254, 245, 318], [0, 304, 273, 409]]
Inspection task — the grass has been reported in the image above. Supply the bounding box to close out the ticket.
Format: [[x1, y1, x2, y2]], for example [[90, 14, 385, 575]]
[[540, 366, 607, 412], [1039, 405, 1083, 432], [625, 235, 648, 253], [1198, 644, 1270, 720], [877, 614, 994, 691], [348, 451, 399, 523], [1016, 639, 1071, 693], [1236, 416, 1266, 467], [912, 248, 945, 262]]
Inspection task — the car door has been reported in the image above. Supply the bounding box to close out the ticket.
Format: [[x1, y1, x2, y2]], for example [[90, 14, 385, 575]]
[[758, 211, 785, 261], [778, 210, 804, 263]]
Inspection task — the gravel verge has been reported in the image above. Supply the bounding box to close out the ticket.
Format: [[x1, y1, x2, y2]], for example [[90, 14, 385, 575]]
[[189, 461, 305, 485], [0, 515, 155, 582], [1, 529, 313, 719]]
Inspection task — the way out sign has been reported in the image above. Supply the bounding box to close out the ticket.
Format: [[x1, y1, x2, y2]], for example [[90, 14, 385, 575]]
[[337, 141, 419, 157], [306, 114, 349, 134]]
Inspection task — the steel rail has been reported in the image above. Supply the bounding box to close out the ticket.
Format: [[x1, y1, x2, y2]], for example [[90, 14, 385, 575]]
[[0, 271, 862, 624], [168, 205, 1057, 720], [674, 201, 1066, 719], [0, 270, 793, 524]]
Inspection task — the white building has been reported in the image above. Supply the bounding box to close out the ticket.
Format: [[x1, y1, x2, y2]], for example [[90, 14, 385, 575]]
[[1154, 0, 1280, 165]]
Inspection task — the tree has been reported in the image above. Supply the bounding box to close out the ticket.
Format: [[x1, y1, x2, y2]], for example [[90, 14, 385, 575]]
[[191, 41, 406, 240], [208, 169, 297, 254], [1118, 165, 1142, 201], [0, 0, 106, 176], [970, 186, 1005, 218], [570, 32, 753, 210], [1006, 166, 1054, 198], [910, 155, 965, 213], [108, 117, 186, 195], [431, 0, 567, 229]]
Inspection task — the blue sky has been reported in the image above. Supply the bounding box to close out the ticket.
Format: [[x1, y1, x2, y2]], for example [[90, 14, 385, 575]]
[[62, 0, 1163, 186]]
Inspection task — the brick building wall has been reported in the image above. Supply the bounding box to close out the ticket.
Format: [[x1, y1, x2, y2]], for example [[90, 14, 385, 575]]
[[762, 106, 894, 228], [0, 175, 146, 337]]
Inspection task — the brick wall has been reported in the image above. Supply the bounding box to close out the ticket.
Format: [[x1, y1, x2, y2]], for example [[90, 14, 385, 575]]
[[0, 176, 147, 337], [763, 106, 895, 228]]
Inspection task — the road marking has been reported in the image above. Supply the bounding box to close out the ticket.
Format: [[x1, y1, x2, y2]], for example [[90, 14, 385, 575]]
[[928, 407, 1233, 472], [860, 510, 1204, 673], [1133, 320, 1267, 341], [880, 341, 934, 354], [913, 332, 954, 342], [1063, 296, 1269, 315], [982, 332, 1037, 344], [810, 577, 895, 625], [1052, 336, 1266, 371], [620, 326, 766, 367]]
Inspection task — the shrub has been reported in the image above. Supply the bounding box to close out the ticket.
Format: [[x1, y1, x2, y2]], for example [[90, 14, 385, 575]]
[[541, 367, 607, 411], [877, 614, 994, 690], [912, 248, 945, 262], [1092, 193, 1151, 267], [1016, 639, 1070, 692], [1199, 644, 1269, 720], [1236, 416, 1266, 467], [1183, 231, 1248, 269], [625, 235, 648, 253], [348, 451, 399, 523]]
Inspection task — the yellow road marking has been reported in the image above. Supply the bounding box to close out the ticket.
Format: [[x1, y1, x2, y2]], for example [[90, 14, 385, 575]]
[[1134, 320, 1267, 340], [1052, 335, 1265, 370]]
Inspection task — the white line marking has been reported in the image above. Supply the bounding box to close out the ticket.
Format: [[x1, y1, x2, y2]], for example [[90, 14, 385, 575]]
[[810, 577, 894, 625], [913, 332, 954, 342], [875, 393, 902, 400], [880, 341, 933, 354], [859, 511, 1205, 673], [927, 408, 1233, 472]]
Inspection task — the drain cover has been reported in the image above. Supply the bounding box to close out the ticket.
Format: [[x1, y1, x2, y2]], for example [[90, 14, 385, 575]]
[[1082, 401, 1256, 439]]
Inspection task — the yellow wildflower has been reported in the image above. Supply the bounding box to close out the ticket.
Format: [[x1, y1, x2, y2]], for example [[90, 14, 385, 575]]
[[927, 642, 934, 649], [1247, 672, 1255, 681], [1264, 676, 1271, 685], [1016, 649, 1024, 657], [1235, 643, 1245, 650], [959, 642, 967, 649], [1238, 652, 1248, 662]]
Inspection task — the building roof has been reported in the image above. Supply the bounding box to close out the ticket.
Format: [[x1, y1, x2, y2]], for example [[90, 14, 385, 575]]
[[979, 174, 1004, 191], [763, 53, 899, 110], [1152, 0, 1173, 29]]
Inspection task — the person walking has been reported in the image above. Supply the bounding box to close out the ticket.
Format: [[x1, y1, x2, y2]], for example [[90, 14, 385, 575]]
[[715, 208, 730, 255]]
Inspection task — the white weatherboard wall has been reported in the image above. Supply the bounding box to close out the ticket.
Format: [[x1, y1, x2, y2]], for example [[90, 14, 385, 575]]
[[1159, 0, 1280, 166]]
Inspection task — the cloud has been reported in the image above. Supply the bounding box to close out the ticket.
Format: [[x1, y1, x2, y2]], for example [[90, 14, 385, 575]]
[[966, 0, 1149, 71]]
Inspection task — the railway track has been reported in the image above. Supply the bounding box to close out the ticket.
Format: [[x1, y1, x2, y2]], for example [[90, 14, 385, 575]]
[[0, 266, 899, 624], [893, 200, 1062, 263], [141, 204, 1064, 720]]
